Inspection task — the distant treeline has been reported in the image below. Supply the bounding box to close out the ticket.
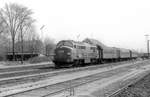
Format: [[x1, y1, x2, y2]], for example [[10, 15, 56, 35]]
[[0, 3, 56, 61], [0, 36, 56, 61]]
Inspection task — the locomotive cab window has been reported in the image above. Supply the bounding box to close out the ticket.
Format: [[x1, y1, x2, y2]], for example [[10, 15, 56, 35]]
[[63, 41, 73, 47], [77, 46, 86, 49], [56, 41, 73, 48], [56, 42, 63, 48]]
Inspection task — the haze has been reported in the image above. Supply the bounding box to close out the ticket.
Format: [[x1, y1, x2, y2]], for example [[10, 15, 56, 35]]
[[0, 0, 150, 52]]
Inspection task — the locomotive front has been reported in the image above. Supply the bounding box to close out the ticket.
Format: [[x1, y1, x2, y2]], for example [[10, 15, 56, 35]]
[[53, 40, 73, 67]]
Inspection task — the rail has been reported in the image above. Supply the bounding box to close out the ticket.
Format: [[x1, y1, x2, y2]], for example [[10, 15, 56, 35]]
[[0, 60, 147, 97]]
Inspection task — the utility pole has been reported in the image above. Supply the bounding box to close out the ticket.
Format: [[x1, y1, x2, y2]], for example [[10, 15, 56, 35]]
[[145, 34, 149, 58], [40, 25, 45, 55], [40, 25, 45, 42]]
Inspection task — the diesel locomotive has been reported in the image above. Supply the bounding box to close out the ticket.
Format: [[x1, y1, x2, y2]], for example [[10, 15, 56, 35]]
[[53, 38, 138, 68]]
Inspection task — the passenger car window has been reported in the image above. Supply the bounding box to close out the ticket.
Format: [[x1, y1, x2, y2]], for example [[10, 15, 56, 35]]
[[63, 41, 73, 47]]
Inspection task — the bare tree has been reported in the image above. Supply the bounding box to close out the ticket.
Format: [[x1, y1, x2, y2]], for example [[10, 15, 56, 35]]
[[0, 17, 8, 34], [19, 19, 35, 63], [0, 3, 34, 61], [0, 19, 9, 60], [0, 19, 3, 34], [44, 37, 55, 56]]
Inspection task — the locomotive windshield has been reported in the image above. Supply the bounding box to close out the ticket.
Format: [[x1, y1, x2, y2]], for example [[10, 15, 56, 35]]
[[56, 41, 73, 48]]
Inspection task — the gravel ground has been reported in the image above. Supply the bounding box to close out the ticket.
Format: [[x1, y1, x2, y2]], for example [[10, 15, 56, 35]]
[[50, 61, 150, 97], [0, 61, 142, 88], [1, 60, 149, 97], [115, 72, 150, 97], [2, 60, 144, 97]]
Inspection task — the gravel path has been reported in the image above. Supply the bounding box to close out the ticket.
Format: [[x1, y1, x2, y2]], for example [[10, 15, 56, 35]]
[[1, 60, 145, 97], [1, 60, 149, 97], [49, 60, 150, 97]]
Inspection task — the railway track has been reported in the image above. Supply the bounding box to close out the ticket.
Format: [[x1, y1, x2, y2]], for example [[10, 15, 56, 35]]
[[45, 64, 150, 97], [0, 65, 132, 97], [107, 67, 149, 97], [0, 60, 144, 88], [1, 60, 150, 97], [0, 59, 144, 80], [36, 68, 131, 97]]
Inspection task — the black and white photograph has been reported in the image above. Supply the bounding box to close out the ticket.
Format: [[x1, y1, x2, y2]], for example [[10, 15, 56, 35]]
[[0, 0, 150, 97]]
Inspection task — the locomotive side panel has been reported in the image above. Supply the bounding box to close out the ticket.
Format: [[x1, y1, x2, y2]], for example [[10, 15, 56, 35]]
[[72, 43, 98, 63]]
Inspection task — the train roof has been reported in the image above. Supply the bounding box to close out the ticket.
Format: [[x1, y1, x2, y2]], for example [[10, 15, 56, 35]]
[[73, 41, 96, 47], [83, 38, 118, 50], [58, 39, 138, 53], [119, 48, 130, 52], [57, 40, 96, 47], [83, 38, 134, 52], [82, 38, 107, 48]]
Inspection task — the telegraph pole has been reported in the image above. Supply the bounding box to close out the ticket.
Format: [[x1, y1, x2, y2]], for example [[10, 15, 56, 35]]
[[40, 25, 45, 55], [40, 25, 45, 42], [145, 34, 149, 58]]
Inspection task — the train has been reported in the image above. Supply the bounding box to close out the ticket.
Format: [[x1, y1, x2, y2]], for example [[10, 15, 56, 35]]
[[53, 38, 139, 68]]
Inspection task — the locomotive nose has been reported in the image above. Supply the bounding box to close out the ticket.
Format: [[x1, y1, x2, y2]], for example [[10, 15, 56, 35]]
[[53, 47, 72, 63]]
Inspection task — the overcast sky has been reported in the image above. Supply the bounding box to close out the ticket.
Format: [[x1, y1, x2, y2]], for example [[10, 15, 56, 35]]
[[1, 0, 150, 52]]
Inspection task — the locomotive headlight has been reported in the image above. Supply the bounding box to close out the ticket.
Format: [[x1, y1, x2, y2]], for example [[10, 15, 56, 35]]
[[67, 52, 71, 55]]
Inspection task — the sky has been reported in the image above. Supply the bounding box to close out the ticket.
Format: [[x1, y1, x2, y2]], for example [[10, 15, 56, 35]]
[[0, 0, 150, 52]]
